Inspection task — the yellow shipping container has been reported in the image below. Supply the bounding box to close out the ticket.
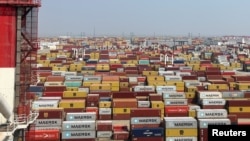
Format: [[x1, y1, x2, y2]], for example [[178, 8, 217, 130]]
[[188, 110, 196, 117], [120, 82, 129, 87], [83, 81, 101, 87], [229, 82, 236, 89], [185, 92, 196, 98], [228, 107, 250, 113], [165, 128, 197, 137], [113, 108, 131, 114], [66, 87, 78, 91], [166, 81, 184, 87], [143, 71, 158, 76], [96, 66, 110, 71], [185, 86, 197, 93], [99, 101, 112, 108], [147, 76, 165, 81], [102, 81, 120, 87], [37, 60, 50, 64], [236, 83, 250, 90], [123, 64, 136, 67], [39, 77, 47, 83], [59, 99, 85, 108], [81, 70, 95, 75], [127, 60, 138, 64], [111, 87, 120, 92], [52, 66, 67, 71], [208, 84, 229, 90], [148, 82, 167, 86], [110, 59, 121, 64], [63, 91, 87, 98], [151, 101, 164, 108], [90, 84, 111, 91]]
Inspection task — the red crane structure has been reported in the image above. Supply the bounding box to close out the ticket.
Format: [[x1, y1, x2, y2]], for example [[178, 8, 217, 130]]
[[0, 0, 41, 140]]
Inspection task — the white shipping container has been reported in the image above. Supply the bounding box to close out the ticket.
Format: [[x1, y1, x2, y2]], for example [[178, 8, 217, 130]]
[[61, 131, 96, 139], [196, 109, 228, 119], [198, 91, 222, 99], [52, 71, 65, 76], [66, 112, 96, 121], [32, 100, 59, 109], [44, 82, 64, 86], [99, 108, 112, 115], [156, 86, 176, 92], [164, 99, 188, 106], [84, 76, 102, 81], [164, 76, 182, 81], [97, 131, 113, 138], [134, 86, 155, 92], [164, 117, 197, 128], [166, 137, 197, 141], [65, 76, 84, 81], [201, 99, 226, 105], [64, 72, 77, 76], [158, 71, 174, 76], [35, 119, 62, 127], [62, 121, 96, 131], [198, 119, 231, 128], [175, 72, 191, 76], [163, 92, 186, 99], [137, 101, 150, 108], [78, 87, 89, 93], [31, 126, 61, 131], [131, 117, 161, 124]]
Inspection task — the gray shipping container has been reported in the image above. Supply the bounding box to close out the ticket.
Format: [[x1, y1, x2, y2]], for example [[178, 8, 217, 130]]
[[66, 112, 96, 121], [221, 91, 244, 98], [137, 101, 150, 108], [131, 117, 161, 125], [97, 131, 113, 138], [196, 109, 228, 119], [200, 99, 226, 105], [166, 137, 197, 141], [164, 99, 188, 105], [198, 118, 231, 128], [35, 119, 62, 127], [62, 121, 96, 131], [163, 92, 186, 99], [164, 117, 197, 128], [61, 131, 96, 139]]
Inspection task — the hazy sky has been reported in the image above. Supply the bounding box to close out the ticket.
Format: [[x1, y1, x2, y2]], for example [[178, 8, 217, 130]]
[[38, 0, 250, 37]]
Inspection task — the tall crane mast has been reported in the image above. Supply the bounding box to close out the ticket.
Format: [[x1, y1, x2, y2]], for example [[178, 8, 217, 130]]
[[0, 1, 41, 140]]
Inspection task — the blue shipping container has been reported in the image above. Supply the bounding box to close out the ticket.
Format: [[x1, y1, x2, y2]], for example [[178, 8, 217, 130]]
[[29, 86, 44, 92], [131, 127, 164, 137]]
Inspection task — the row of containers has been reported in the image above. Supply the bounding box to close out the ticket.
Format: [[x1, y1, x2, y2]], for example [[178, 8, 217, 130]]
[[25, 108, 235, 141], [22, 89, 250, 141]]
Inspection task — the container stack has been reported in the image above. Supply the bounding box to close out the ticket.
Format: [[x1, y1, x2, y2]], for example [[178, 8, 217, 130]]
[[130, 108, 164, 141], [62, 112, 96, 141], [96, 120, 113, 141], [163, 91, 189, 117], [164, 117, 198, 141], [112, 97, 137, 120], [196, 109, 230, 141]]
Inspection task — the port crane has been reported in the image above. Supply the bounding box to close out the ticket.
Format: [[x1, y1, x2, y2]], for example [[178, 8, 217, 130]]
[[0, 0, 41, 140]]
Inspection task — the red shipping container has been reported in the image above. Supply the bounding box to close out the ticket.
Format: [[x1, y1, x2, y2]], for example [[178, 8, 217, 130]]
[[25, 130, 60, 140], [96, 121, 113, 131], [130, 124, 160, 129], [86, 101, 99, 107], [44, 86, 66, 92], [135, 92, 154, 97], [165, 106, 189, 117], [112, 113, 130, 120], [43, 92, 63, 97], [98, 115, 112, 120], [149, 94, 163, 101], [46, 76, 65, 82], [37, 108, 64, 119], [227, 114, 238, 125], [112, 92, 135, 98], [226, 100, 250, 106], [130, 108, 161, 117], [63, 108, 85, 114], [112, 99, 137, 108], [113, 131, 129, 140], [86, 107, 99, 116], [87, 94, 100, 101]]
